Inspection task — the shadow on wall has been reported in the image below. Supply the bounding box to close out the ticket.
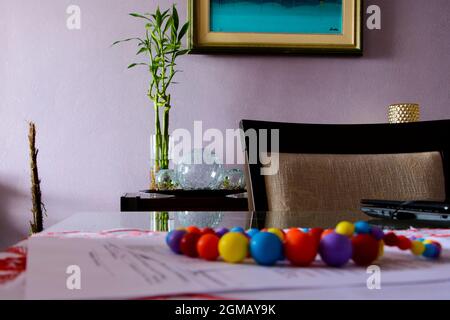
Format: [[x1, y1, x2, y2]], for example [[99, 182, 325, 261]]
[[0, 179, 29, 250]]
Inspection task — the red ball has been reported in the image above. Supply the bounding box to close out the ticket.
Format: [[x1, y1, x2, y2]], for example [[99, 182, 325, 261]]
[[180, 232, 201, 257], [383, 232, 399, 246], [186, 226, 201, 235], [200, 227, 216, 236], [321, 228, 335, 239], [397, 236, 412, 250], [309, 228, 324, 247], [284, 231, 317, 267], [197, 234, 220, 261], [351, 234, 379, 266]]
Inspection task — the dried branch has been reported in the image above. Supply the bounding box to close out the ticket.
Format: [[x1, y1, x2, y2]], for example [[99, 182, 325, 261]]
[[29, 122, 45, 234]]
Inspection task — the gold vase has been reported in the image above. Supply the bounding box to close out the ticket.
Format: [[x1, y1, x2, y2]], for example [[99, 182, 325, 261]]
[[388, 103, 420, 123]]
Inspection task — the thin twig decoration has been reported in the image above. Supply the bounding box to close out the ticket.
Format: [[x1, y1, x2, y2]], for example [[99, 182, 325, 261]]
[[28, 122, 46, 234]]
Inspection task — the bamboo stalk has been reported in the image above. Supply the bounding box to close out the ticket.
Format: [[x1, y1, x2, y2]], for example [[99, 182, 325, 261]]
[[28, 122, 45, 234]]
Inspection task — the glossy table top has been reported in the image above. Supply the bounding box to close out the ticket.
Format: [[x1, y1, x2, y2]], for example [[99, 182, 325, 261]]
[[46, 210, 449, 233]]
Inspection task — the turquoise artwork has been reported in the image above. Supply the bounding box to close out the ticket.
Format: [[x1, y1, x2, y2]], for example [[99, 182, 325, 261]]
[[210, 0, 343, 34]]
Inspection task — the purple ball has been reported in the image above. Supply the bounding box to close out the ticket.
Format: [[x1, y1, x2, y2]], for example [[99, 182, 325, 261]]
[[370, 226, 385, 240], [166, 230, 186, 254], [319, 232, 353, 267], [215, 227, 229, 238]]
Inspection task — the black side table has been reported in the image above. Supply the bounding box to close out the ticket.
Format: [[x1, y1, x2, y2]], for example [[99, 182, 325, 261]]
[[121, 192, 249, 212]]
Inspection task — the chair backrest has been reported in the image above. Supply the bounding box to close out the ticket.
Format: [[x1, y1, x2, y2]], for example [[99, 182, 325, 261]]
[[240, 120, 450, 212]]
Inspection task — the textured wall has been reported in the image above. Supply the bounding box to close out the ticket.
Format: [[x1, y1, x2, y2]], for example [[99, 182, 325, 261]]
[[1, 0, 449, 248]]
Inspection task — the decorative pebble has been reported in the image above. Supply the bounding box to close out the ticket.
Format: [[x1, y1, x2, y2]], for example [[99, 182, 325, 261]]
[[410, 240, 426, 255], [285, 231, 317, 267], [370, 226, 385, 240], [246, 228, 260, 238], [197, 233, 220, 261], [250, 232, 283, 266], [383, 232, 399, 246], [215, 227, 229, 238], [166, 229, 186, 254], [351, 234, 379, 266], [218, 232, 248, 263], [319, 232, 352, 267], [267, 228, 285, 241], [354, 221, 371, 234], [335, 221, 355, 237], [180, 232, 201, 257]]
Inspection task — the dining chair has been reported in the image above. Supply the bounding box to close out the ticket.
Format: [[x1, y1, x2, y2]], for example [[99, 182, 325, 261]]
[[240, 120, 450, 216]]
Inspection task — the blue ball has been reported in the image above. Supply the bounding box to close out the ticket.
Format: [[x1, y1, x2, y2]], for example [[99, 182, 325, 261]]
[[230, 226, 245, 233], [246, 228, 260, 238], [166, 230, 186, 254], [423, 243, 439, 259], [354, 221, 371, 234], [250, 232, 282, 266]]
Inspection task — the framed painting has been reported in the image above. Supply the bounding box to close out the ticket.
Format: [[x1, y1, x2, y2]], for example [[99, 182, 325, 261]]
[[188, 0, 362, 54]]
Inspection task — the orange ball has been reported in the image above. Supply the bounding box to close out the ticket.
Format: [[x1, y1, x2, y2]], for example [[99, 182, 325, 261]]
[[197, 234, 220, 261], [284, 231, 317, 267], [186, 226, 201, 235]]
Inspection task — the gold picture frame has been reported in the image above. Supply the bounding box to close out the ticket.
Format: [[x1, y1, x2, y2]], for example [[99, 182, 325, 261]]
[[188, 0, 362, 54]]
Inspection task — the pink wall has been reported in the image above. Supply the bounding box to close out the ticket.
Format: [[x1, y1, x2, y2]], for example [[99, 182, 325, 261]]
[[1, 0, 449, 248]]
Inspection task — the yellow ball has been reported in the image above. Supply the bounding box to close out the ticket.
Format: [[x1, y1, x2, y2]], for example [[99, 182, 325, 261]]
[[423, 239, 433, 245], [411, 240, 426, 255], [267, 228, 285, 241], [335, 221, 355, 237], [378, 240, 384, 259], [218, 232, 248, 263]]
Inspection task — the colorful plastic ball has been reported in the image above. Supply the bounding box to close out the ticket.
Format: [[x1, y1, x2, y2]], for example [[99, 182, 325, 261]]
[[410, 240, 426, 255], [397, 236, 412, 250], [335, 221, 355, 237], [180, 232, 201, 258], [423, 239, 433, 245], [200, 227, 216, 235], [267, 228, 285, 241], [218, 232, 249, 263], [166, 229, 187, 254], [354, 221, 371, 234], [351, 234, 379, 266], [383, 232, 399, 246], [215, 227, 229, 238], [186, 226, 201, 235], [197, 234, 220, 261], [285, 231, 317, 267], [370, 226, 385, 241], [309, 228, 324, 246], [423, 243, 440, 259], [250, 232, 283, 266], [319, 232, 353, 267], [230, 226, 245, 233], [246, 228, 260, 238]]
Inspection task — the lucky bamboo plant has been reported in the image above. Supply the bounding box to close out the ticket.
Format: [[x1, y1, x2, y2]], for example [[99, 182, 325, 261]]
[[113, 5, 189, 186]]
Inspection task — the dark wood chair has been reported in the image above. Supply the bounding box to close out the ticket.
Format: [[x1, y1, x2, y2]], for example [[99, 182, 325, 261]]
[[240, 120, 450, 215]]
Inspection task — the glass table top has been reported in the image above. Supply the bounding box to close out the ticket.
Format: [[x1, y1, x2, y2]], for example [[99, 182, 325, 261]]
[[47, 210, 450, 233]]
